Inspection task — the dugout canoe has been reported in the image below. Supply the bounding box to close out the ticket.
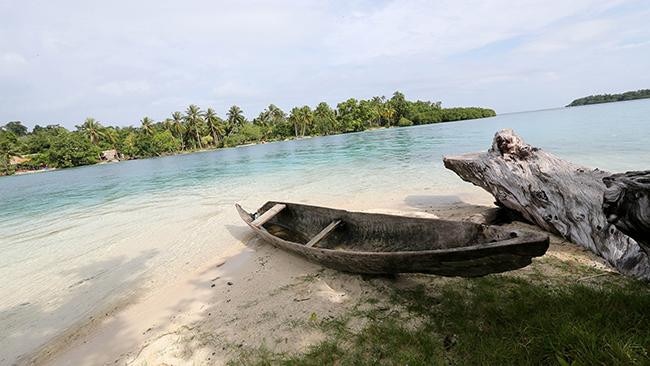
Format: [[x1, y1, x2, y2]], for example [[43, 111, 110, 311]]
[[236, 201, 549, 277]]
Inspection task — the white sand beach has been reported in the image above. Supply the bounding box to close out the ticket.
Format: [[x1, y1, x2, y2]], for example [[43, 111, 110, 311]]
[[22, 191, 611, 366]]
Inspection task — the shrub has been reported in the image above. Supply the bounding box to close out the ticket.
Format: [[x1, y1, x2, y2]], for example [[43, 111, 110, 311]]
[[397, 117, 413, 127]]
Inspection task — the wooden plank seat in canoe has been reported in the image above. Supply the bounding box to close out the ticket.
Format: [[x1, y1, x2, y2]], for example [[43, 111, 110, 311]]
[[236, 201, 549, 277]]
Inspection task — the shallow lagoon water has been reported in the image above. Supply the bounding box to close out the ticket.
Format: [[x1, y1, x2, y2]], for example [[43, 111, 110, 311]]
[[1, 99, 649, 363]]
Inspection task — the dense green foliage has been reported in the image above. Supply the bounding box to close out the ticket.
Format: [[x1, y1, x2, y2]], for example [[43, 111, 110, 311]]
[[567, 89, 650, 107], [0, 130, 19, 175], [0, 91, 495, 175]]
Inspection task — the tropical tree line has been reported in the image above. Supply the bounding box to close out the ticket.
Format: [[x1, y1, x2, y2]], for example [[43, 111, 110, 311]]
[[566, 89, 650, 107], [0, 91, 496, 175]]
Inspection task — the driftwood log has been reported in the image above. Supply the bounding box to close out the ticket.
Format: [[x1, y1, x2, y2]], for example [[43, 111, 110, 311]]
[[603, 171, 650, 255], [443, 129, 649, 280]]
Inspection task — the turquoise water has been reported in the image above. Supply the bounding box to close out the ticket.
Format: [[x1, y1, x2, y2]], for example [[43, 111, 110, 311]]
[[1, 99, 649, 363], [2, 99, 649, 224]]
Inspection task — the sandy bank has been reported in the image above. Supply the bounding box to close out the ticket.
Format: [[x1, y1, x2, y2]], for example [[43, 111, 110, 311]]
[[28, 193, 611, 366]]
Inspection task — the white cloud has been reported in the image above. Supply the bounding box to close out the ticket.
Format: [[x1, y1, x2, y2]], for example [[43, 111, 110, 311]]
[[516, 19, 615, 54], [616, 40, 650, 49], [1, 52, 26, 66], [97, 80, 151, 97], [213, 81, 260, 99], [323, 0, 621, 63], [0, 0, 648, 125]]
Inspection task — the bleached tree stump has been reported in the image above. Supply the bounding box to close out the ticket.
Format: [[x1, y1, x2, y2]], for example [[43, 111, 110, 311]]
[[603, 171, 650, 255], [443, 129, 649, 279]]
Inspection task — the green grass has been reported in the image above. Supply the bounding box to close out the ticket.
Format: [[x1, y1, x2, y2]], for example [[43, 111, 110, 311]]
[[403, 277, 650, 365], [232, 273, 650, 366]]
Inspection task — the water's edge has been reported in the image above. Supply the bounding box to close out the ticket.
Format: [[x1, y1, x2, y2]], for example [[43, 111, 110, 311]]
[[1, 99, 649, 364]]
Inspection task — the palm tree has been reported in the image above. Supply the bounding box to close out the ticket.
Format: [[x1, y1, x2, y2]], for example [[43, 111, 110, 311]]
[[369, 96, 385, 126], [79, 117, 104, 144], [203, 108, 224, 146], [255, 104, 284, 140], [226, 105, 246, 135], [162, 118, 173, 132], [288, 106, 313, 137], [289, 107, 301, 137], [254, 110, 270, 128], [170, 111, 185, 150], [103, 127, 119, 148], [184, 104, 203, 149], [296, 106, 313, 136], [267, 104, 285, 121], [140, 117, 155, 136]]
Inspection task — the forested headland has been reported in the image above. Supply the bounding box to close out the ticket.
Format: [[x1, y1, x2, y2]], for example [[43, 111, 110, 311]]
[[566, 89, 650, 107], [0, 91, 495, 175]]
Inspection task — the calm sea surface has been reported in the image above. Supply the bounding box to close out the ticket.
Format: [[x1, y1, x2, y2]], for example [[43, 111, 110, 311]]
[[1, 99, 649, 362]]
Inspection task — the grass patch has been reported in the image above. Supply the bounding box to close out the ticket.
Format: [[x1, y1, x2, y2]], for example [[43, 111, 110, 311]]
[[404, 277, 649, 365], [233, 275, 650, 365]]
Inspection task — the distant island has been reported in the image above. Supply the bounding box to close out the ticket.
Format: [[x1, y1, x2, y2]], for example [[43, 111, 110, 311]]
[[0, 91, 496, 176], [566, 89, 650, 107]]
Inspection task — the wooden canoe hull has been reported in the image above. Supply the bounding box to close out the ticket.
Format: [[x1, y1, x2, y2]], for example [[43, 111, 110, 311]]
[[236, 202, 549, 277]]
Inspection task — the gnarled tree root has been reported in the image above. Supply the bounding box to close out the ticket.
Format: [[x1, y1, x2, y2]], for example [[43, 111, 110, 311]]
[[603, 171, 650, 255], [443, 129, 649, 280]]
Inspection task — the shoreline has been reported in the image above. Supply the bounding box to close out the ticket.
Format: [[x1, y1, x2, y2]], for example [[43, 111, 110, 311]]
[[2, 118, 489, 178], [27, 245, 250, 366], [19, 191, 491, 365], [23, 191, 615, 365], [13, 167, 58, 175], [4, 98, 650, 364], [2, 132, 325, 177]]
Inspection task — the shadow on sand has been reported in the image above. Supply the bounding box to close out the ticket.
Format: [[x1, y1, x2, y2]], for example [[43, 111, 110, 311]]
[[2, 249, 158, 365]]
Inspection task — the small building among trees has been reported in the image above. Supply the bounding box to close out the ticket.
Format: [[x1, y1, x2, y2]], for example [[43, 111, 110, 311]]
[[100, 149, 120, 162]]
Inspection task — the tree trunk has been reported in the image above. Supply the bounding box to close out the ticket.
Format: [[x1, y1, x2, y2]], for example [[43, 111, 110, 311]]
[[195, 131, 202, 149], [443, 129, 649, 280], [603, 171, 650, 255]]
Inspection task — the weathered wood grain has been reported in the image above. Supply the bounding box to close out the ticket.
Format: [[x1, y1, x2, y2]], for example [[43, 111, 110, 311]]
[[252, 203, 286, 227], [443, 129, 649, 280], [236, 201, 549, 277], [603, 171, 650, 255], [306, 220, 341, 248]]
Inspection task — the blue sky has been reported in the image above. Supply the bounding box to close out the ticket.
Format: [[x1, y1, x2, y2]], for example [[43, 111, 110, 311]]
[[1, 0, 649, 128]]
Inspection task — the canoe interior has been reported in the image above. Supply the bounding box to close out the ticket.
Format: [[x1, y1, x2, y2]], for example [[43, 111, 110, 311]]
[[254, 201, 523, 252]]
